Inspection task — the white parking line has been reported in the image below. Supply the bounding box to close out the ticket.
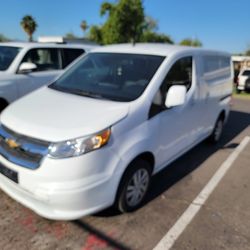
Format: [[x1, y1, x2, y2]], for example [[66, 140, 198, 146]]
[[153, 136, 250, 250]]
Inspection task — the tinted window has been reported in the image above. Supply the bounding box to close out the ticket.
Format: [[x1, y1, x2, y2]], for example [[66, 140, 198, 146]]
[[62, 49, 85, 68], [21, 48, 60, 71], [242, 70, 250, 76], [220, 57, 231, 69], [49, 53, 165, 102], [149, 57, 192, 118], [0, 46, 21, 71], [203, 56, 231, 83], [204, 56, 230, 74], [160, 57, 192, 100]]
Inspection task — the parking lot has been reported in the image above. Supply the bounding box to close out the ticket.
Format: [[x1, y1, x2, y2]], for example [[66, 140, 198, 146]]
[[0, 97, 249, 250]]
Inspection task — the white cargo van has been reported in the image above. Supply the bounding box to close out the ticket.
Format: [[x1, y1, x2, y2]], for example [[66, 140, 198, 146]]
[[236, 68, 250, 93], [0, 44, 232, 220]]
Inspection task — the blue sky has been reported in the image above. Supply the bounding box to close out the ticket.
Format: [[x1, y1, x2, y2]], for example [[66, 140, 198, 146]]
[[0, 0, 249, 53]]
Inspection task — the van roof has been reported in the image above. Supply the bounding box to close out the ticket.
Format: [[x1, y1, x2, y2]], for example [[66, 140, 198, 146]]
[[0, 41, 97, 50], [92, 43, 230, 57]]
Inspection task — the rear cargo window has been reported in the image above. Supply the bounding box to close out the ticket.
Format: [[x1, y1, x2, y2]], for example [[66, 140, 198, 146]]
[[204, 56, 230, 74], [203, 56, 231, 81]]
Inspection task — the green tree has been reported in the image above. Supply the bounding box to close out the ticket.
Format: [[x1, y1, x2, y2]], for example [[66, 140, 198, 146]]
[[89, 0, 173, 45], [100, 0, 144, 44], [140, 31, 173, 44], [139, 16, 173, 43], [65, 32, 78, 39], [100, 2, 114, 16], [20, 15, 38, 42], [0, 34, 9, 42], [143, 16, 158, 32], [89, 25, 103, 44], [80, 20, 89, 37], [245, 45, 250, 56], [179, 38, 202, 47]]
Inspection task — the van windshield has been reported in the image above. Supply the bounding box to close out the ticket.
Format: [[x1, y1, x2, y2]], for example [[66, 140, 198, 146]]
[[49, 53, 165, 102], [0, 46, 21, 71]]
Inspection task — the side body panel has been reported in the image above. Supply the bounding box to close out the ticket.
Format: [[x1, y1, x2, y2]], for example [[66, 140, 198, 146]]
[[113, 52, 232, 177], [198, 54, 232, 134]]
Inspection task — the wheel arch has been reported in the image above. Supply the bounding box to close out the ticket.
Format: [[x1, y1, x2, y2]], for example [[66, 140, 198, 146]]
[[218, 110, 226, 122], [114, 151, 155, 192], [114, 151, 155, 210], [0, 98, 9, 111]]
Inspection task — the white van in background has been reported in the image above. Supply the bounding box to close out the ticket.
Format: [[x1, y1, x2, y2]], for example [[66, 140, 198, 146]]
[[0, 42, 96, 111], [0, 44, 232, 220], [236, 68, 250, 93]]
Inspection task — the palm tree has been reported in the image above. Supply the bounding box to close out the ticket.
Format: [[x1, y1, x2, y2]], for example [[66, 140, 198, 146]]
[[80, 20, 88, 37], [20, 15, 38, 42]]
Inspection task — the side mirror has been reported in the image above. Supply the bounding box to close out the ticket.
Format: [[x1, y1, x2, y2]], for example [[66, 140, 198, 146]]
[[18, 62, 37, 74], [165, 85, 186, 108]]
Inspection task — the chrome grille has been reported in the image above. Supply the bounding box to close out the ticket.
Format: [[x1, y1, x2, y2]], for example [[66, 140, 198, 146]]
[[0, 125, 50, 169]]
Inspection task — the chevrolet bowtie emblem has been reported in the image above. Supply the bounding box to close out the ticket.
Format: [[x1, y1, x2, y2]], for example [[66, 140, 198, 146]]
[[5, 138, 20, 149]]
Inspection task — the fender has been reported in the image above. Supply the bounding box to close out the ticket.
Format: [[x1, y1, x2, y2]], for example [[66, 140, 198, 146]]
[[0, 80, 18, 103]]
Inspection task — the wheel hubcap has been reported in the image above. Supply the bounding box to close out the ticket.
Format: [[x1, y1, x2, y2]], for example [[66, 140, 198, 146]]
[[126, 169, 149, 207]]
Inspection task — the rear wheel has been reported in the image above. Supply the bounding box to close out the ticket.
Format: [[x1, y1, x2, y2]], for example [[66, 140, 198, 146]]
[[116, 159, 152, 213], [245, 79, 250, 93], [208, 117, 224, 144]]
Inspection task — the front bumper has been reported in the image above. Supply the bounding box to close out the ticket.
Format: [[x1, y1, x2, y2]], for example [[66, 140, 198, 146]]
[[0, 147, 123, 220]]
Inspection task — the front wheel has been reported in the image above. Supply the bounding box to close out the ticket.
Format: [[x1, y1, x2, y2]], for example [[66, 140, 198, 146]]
[[115, 159, 152, 213]]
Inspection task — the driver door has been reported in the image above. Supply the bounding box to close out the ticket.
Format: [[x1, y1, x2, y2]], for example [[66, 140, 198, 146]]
[[151, 56, 202, 171]]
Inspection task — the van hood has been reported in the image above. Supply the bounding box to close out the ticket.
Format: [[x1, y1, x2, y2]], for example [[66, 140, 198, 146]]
[[0, 87, 129, 142], [0, 72, 14, 82]]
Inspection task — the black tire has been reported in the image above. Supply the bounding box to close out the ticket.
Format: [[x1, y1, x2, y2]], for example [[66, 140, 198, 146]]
[[208, 117, 224, 144], [236, 89, 241, 94], [115, 159, 152, 213], [245, 79, 250, 93], [0, 100, 8, 113]]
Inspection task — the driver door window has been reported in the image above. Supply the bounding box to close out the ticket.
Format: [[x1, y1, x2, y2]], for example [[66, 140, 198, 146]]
[[21, 48, 61, 72], [160, 56, 192, 102], [150, 56, 192, 118]]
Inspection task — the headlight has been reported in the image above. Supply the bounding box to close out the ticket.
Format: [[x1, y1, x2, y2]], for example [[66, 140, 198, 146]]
[[48, 128, 111, 159]]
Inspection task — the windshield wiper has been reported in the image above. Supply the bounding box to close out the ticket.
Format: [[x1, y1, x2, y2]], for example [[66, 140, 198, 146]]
[[49, 84, 129, 102], [70, 89, 107, 100], [52, 85, 108, 100]]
